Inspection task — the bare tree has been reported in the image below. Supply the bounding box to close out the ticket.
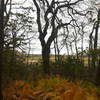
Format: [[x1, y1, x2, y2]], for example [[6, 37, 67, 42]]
[[33, 0, 88, 74]]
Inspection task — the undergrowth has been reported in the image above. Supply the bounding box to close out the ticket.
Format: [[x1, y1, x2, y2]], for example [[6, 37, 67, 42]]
[[3, 76, 100, 100]]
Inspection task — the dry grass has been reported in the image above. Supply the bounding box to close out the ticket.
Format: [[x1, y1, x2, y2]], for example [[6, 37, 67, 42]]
[[3, 77, 100, 100]]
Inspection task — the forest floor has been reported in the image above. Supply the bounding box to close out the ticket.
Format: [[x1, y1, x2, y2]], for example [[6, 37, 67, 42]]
[[3, 76, 100, 100]]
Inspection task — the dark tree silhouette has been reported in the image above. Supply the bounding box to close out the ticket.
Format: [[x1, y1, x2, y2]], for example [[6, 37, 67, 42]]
[[33, 0, 87, 74], [95, 9, 100, 85], [0, 0, 12, 98], [0, 0, 5, 99]]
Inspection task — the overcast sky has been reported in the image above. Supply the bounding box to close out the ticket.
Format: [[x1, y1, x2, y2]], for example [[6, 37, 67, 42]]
[[11, 0, 100, 55]]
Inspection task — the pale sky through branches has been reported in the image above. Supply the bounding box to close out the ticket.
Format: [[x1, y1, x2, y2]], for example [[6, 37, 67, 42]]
[[11, 0, 100, 55]]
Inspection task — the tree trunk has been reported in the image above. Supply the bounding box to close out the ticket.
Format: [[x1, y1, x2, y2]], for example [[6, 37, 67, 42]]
[[95, 55, 100, 86], [70, 43, 73, 55], [54, 39, 57, 63], [95, 9, 100, 85], [0, 0, 4, 99], [92, 9, 100, 69], [65, 41, 69, 56], [75, 39, 79, 59], [42, 45, 50, 75]]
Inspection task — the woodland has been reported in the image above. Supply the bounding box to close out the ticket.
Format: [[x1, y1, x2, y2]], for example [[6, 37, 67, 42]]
[[0, 0, 100, 100]]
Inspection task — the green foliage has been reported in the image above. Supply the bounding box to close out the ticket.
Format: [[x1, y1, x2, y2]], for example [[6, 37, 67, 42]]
[[62, 56, 85, 79], [49, 56, 85, 80], [2, 50, 31, 85]]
